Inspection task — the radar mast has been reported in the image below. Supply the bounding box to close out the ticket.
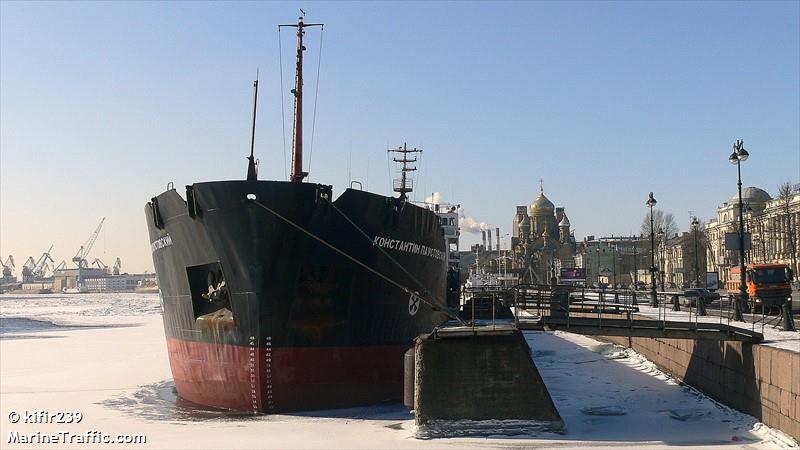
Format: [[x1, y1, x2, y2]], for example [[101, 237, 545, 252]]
[[388, 143, 421, 200]]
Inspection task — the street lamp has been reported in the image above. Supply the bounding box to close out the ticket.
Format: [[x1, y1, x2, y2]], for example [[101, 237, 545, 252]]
[[692, 217, 700, 287], [632, 235, 638, 286], [646, 192, 658, 307], [729, 139, 748, 321], [611, 244, 617, 289], [595, 246, 600, 288], [631, 235, 639, 305], [657, 227, 665, 291]]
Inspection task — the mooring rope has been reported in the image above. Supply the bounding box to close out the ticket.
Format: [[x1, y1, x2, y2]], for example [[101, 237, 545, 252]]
[[250, 198, 463, 324], [322, 197, 459, 320]]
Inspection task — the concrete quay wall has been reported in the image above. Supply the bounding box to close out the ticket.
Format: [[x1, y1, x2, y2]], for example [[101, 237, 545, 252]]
[[597, 324, 799, 440]]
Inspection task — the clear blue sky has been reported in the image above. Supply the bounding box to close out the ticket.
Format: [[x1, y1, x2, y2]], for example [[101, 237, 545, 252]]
[[1, 1, 798, 272]]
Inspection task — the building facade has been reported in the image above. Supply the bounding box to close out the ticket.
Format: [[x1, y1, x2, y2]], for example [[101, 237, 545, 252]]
[[53, 268, 106, 291], [704, 186, 799, 284], [576, 236, 649, 288], [84, 274, 148, 292], [661, 231, 708, 289]]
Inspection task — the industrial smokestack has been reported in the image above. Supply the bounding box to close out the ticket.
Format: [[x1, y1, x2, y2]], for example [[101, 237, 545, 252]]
[[496, 228, 501, 251], [488, 230, 493, 252], [482, 230, 486, 250]]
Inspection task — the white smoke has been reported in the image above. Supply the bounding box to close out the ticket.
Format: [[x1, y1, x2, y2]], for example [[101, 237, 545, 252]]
[[425, 192, 491, 234], [424, 192, 443, 205], [458, 208, 491, 234]]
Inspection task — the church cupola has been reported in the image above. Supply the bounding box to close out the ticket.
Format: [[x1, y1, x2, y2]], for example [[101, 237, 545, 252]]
[[558, 213, 570, 242]]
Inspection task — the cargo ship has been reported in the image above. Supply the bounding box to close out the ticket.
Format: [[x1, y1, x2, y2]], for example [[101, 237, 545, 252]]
[[145, 14, 456, 413]]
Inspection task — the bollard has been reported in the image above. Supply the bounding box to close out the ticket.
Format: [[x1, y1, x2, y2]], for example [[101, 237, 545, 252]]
[[732, 294, 745, 322], [403, 347, 415, 410], [671, 294, 680, 311], [696, 297, 707, 316], [551, 286, 569, 318], [781, 300, 796, 332]]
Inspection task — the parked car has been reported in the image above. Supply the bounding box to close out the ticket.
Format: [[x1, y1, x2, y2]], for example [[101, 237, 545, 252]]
[[680, 288, 721, 306]]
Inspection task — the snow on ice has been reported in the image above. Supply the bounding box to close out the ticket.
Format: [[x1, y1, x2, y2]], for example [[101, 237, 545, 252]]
[[0, 293, 797, 449]]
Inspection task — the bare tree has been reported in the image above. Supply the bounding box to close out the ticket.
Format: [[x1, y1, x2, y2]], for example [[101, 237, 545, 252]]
[[776, 181, 798, 281], [640, 209, 679, 238], [695, 219, 719, 271]]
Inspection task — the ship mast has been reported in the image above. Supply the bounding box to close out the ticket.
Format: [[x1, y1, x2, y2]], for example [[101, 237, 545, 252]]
[[246, 72, 259, 181], [280, 11, 323, 183], [388, 143, 421, 200]]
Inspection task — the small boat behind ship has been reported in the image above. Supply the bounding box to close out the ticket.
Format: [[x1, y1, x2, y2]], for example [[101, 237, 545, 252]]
[[145, 13, 461, 414], [62, 284, 89, 294], [134, 280, 159, 294]]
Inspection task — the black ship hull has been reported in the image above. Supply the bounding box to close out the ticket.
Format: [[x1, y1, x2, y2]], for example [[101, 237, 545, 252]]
[[146, 181, 449, 413]]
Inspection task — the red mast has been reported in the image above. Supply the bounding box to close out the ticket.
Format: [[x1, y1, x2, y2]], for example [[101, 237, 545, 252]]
[[280, 12, 323, 183]]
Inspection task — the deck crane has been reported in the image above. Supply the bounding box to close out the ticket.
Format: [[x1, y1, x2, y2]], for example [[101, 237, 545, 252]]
[[2, 255, 15, 279], [112, 258, 122, 275], [72, 218, 105, 269], [32, 245, 55, 278]]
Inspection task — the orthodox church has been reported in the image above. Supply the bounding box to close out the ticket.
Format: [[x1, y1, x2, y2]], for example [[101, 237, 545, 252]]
[[511, 183, 577, 283]]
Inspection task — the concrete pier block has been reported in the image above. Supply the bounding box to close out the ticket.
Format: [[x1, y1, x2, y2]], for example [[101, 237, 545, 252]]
[[411, 326, 562, 437]]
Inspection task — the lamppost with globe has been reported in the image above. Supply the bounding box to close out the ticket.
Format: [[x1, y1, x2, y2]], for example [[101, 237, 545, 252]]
[[646, 192, 658, 307], [728, 140, 748, 322], [595, 246, 600, 288], [692, 217, 700, 287], [657, 227, 666, 291]]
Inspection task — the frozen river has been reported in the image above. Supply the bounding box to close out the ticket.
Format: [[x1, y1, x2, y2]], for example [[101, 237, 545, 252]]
[[0, 293, 796, 449]]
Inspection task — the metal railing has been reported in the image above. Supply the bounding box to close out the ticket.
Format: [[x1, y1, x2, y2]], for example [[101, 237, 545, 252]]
[[457, 283, 781, 336], [449, 284, 765, 342]]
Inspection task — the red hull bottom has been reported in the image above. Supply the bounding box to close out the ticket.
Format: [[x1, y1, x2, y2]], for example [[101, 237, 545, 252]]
[[166, 338, 410, 413]]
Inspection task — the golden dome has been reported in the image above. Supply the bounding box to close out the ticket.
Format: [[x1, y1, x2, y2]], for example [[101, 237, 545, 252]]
[[530, 185, 555, 217]]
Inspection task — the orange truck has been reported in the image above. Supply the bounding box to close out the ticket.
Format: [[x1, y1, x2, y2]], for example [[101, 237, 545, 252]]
[[727, 263, 793, 309]]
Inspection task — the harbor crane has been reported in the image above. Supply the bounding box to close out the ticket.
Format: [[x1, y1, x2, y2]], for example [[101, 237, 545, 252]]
[[72, 218, 105, 269], [21, 257, 36, 281], [70, 218, 105, 288], [2, 255, 14, 278], [54, 260, 67, 271], [91, 257, 121, 276], [32, 245, 54, 278], [93, 258, 109, 273]]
